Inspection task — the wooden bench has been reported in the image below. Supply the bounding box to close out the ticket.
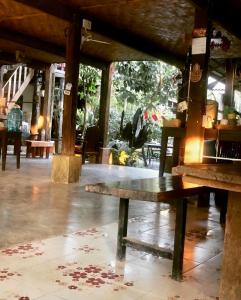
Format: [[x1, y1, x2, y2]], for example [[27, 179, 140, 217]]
[[85, 176, 204, 280], [25, 140, 54, 158]]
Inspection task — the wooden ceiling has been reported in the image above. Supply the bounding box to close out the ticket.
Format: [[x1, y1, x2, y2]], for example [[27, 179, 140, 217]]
[[0, 0, 241, 71]]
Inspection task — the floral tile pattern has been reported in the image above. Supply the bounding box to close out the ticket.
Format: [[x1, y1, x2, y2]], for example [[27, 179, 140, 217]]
[[0, 214, 222, 300], [0, 268, 22, 281], [55, 262, 134, 292], [1, 242, 44, 259]]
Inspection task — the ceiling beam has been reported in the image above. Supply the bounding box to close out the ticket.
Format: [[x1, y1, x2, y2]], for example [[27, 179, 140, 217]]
[[0, 28, 108, 69], [14, 0, 72, 22], [0, 50, 51, 68], [0, 28, 65, 58], [0, 51, 16, 64], [13, 0, 185, 67]]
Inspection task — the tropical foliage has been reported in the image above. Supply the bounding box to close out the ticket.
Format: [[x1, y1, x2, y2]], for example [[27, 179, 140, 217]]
[[76, 65, 101, 132], [77, 61, 180, 166]]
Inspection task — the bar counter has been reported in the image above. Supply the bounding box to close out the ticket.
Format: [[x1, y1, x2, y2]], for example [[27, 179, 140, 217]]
[[173, 163, 241, 300]]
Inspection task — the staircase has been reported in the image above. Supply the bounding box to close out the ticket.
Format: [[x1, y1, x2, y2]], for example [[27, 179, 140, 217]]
[[1, 65, 34, 107]]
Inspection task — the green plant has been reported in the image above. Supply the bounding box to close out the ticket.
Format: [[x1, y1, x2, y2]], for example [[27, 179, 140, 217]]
[[108, 140, 139, 166], [120, 108, 149, 149], [223, 106, 236, 119]]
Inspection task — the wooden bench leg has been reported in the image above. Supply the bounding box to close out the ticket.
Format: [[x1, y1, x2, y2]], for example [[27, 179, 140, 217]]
[[26, 143, 31, 158], [40, 147, 44, 158], [46, 147, 50, 158], [117, 198, 129, 260], [32, 147, 36, 158], [2, 141, 7, 171], [16, 138, 21, 169], [172, 198, 187, 281]]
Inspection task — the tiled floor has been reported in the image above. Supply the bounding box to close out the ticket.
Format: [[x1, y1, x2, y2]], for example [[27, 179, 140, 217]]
[[0, 157, 223, 299]]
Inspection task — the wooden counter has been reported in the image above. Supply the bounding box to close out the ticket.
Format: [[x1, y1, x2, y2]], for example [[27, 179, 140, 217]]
[[173, 163, 241, 300]]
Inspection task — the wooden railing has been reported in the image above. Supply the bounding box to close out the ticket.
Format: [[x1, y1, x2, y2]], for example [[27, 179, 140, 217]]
[[1, 66, 34, 106]]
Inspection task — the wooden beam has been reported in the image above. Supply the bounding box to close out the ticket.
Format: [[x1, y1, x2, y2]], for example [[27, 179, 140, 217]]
[[0, 28, 109, 69], [13, 0, 185, 66], [0, 28, 65, 58], [14, 0, 72, 21], [0, 51, 16, 64], [0, 50, 51, 69], [79, 56, 108, 70]]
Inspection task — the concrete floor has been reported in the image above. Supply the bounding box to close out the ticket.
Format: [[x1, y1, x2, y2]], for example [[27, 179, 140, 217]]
[[0, 156, 158, 248], [0, 156, 223, 299]]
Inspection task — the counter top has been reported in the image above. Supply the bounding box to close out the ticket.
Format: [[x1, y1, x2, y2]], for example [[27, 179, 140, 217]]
[[173, 163, 241, 192]]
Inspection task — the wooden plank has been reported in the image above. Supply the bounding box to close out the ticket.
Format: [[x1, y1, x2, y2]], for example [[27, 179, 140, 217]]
[[0, 29, 107, 69], [0, 28, 64, 58], [123, 237, 173, 260], [85, 176, 204, 203], [183, 175, 241, 193]]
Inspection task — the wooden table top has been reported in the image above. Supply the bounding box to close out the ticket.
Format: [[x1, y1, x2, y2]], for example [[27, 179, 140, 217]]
[[173, 164, 241, 193], [85, 176, 203, 203]]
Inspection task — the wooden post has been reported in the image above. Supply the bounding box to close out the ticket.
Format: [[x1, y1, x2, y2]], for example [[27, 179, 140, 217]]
[[99, 63, 113, 148], [184, 8, 211, 164], [51, 15, 82, 183], [224, 59, 235, 107], [30, 70, 39, 137], [0, 65, 4, 97], [62, 15, 81, 155], [176, 50, 191, 126], [43, 65, 55, 141]]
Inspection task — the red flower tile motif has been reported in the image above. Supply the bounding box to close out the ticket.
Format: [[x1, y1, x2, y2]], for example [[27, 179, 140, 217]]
[[55, 263, 134, 292], [74, 228, 101, 237], [73, 245, 99, 254], [0, 268, 22, 281], [1, 242, 44, 259]]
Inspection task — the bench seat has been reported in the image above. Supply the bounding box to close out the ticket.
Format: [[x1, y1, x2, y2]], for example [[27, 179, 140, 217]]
[[25, 140, 54, 158]]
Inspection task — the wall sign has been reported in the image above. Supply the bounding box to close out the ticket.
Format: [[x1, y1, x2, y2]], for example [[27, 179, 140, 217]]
[[64, 82, 73, 96], [192, 37, 207, 55]]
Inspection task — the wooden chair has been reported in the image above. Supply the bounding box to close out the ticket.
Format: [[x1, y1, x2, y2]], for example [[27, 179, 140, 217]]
[[75, 126, 102, 163]]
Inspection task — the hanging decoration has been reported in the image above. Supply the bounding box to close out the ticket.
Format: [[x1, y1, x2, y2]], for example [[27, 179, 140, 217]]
[[210, 28, 231, 51], [190, 63, 202, 83]]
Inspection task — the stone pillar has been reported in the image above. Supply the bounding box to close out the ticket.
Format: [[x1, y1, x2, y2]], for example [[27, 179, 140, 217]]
[[99, 63, 113, 149], [51, 15, 81, 184], [184, 8, 211, 164]]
